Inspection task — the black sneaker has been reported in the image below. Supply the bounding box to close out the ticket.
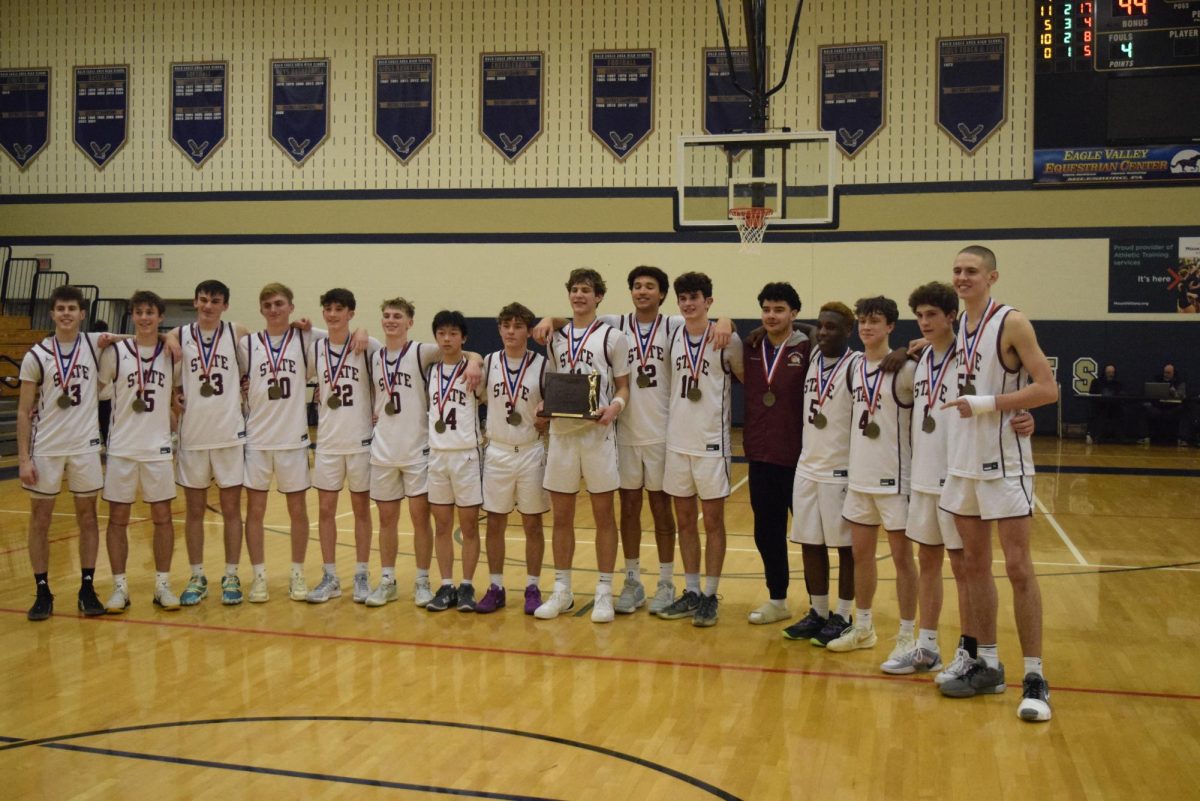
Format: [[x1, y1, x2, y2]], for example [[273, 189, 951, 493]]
[[28, 591, 54, 622], [782, 608, 827, 641], [1017, 673, 1052, 722], [940, 658, 1007, 698], [456, 583, 477, 612], [810, 612, 851, 647], [656, 589, 701, 620], [692, 594, 719, 627], [77, 583, 106, 616], [426, 584, 457, 612]]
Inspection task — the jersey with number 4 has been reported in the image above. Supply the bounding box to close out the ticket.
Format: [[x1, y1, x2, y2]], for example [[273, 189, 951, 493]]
[[427, 358, 483, 450], [847, 357, 915, 495], [911, 344, 957, 494]]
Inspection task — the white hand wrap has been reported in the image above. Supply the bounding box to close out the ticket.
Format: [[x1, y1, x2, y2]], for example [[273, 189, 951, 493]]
[[963, 395, 997, 414]]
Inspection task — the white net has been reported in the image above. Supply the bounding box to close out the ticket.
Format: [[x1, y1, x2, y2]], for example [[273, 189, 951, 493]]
[[729, 207, 774, 254]]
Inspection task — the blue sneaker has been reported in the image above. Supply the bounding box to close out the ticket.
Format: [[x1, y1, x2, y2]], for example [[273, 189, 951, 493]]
[[221, 574, 244, 605], [180, 574, 208, 606]]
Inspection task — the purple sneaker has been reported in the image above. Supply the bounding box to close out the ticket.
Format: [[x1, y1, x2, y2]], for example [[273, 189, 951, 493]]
[[476, 584, 506, 614], [523, 585, 542, 615]]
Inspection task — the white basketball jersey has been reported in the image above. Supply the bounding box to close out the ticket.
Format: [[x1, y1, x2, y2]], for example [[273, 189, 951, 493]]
[[240, 329, 312, 450], [795, 350, 861, 485], [665, 325, 742, 458], [427, 358, 483, 450], [484, 350, 547, 447], [370, 341, 437, 467], [20, 333, 103, 457], [102, 340, 177, 461], [312, 335, 374, 455], [612, 312, 681, 446], [179, 322, 245, 450], [910, 344, 957, 494], [947, 303, 1036, 479], [847, 357, 914, 495], [545, 320, 630, 437]]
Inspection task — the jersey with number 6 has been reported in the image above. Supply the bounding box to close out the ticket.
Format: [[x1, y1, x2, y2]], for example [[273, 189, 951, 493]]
[[179, 322, 245, 450], [239, 329, 313, 450]]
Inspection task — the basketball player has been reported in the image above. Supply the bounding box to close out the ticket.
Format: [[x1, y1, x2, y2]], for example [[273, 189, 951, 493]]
[[171, 280, 251, 606], [477, 303, 550, 614], [99, 290, 182, 612], [782, 303, 859, 645], [826, 297, 919, 659], [534, 268, 631, 623], [938, 245, 1058, 722], [18, 285, 110, 620], [424, 311, 486, 612], [656, 272, 743, 627], [306, 288, 377, 604], [364, 298, 481, 608]]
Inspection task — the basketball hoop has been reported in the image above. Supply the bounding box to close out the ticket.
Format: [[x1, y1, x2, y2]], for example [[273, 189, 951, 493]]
[[729, 206, 774, 254]]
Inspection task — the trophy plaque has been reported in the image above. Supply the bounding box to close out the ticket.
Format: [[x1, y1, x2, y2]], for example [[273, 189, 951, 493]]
[[538, 372, 601, 419]]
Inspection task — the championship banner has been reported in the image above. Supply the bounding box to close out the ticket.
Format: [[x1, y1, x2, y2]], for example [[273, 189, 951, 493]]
[[374, 56, 435, 164], [170, 62, 227, 167], [0, 68, 50, 170], [74, 65, 129, 169], [1035, 145, 1200, 185], [480, 52, 543, 162], [1109, 238, 1200, 314], [818, 43, 885, 158], [936, 35, 1007, 154], [703, 47, 759, 135], [270, 58, 330, 166], [590, 50, 654, 160]]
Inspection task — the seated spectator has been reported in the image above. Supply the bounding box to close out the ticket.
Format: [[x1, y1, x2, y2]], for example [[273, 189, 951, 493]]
[[1087, 364, 1122, 444], [1140, 364, 1190, 446]]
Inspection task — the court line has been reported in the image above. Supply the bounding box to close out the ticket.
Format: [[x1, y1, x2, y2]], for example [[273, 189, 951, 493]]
[[1035, 497, 1089, 566], [3, 607, 1196, 703]]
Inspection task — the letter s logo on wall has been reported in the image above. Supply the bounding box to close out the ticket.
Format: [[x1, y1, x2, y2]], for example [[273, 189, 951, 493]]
[[1072, 357, 1097, 396]]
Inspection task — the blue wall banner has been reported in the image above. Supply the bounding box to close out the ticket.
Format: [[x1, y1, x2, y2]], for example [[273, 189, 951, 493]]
[[170, 62, 227, 168], [0, 68, 51, 170], [375, 56, 435, 164], [73, 65, 129, 169], [818, 43, 885, 158], [703, 47, 760, 135], [590, 50, 654, 161], [1109, 237, 1200, 314], [1035, 145, 1200, 184], [270, 59, 330, 166], [480, 53, 543, 162], [936, 35, 1007, 154]]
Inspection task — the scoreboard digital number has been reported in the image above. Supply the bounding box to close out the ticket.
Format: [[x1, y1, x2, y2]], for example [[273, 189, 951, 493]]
[[1037, 1, 1200, 72]]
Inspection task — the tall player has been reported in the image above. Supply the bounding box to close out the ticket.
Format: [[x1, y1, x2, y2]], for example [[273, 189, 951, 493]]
[[478, 303, 549, 614], [100, 290, 182, 612], [656, 272, 743, 627], [18, 285, 108, 620], [939, 245, 1058, 722], [534, 268, 631, 623]]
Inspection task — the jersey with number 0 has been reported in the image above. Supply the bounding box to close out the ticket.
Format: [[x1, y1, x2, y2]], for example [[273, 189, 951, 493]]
[[427, 359, 483, 450], [847, 357, 915, 495], [101, 341, 178, 461], [795, 350, 861, 485], [19, 334, 104, 457], [910, 344, 957, 494], [609, 313, 681, 447], [484, 350, 546, 447], [665, 327, 742, 457], [239, 330, 313, 450], [311, 335, 375, 455], [179, 322, 245, 450], [545, 320, 630, 436], [370, 341, 437, 467], [947, 304, 1035, 479]]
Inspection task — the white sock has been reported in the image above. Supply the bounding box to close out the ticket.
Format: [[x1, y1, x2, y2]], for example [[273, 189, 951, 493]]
[[855, 607, 873, 630], [704, 576, 720, 596], [810, 593, 830, 617], [1024, 656, 1044, 677], [899, 618, 915, 637], [555, 570, 572, 591], [190, 564, 204, 577], [441, 578, 454, 587], [253, 564, 266, 579], [918, 628, 939, 651], [460, 578, 473, 586], [381, 567, 395, 580], [355, 562, 368, 575], [597, 572, 614, 593], [836, 598, 853, 619], [323, 563, 336, 577], [659, 562, 674, 582], [769, 598, 787, 610], [489, 573, 503, 588], [224, 563, 238, 577], [113, 573, 128, 588], [526, 575, 539, 587], [290, 562, 304, 577], [416, 567, 430, 580], [979, 644, 1000, 669], [624, 558, 640, 582], [684, 573, 701, 594], [155, 572, 170, 587]]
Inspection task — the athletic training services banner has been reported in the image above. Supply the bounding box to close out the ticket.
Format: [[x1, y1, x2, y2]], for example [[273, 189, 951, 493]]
[[170, 62, 227, 168], [818, 43, 885, 158], [74, 65, 129, 169], [1035, 145, 1200, 185], [480, 52, 543, 162], [1109, 238, 1200, 314], [0, 68, 51, 170], [375, 56, 435, 164], [936, 35, 1007, 154], [590, 50, 654, 161], [270, 59, 329, 166], [703, 47, 759, 135]]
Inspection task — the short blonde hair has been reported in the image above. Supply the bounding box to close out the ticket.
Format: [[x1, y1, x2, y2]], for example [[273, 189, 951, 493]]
[[259, 282, 294, 304], [380, 297, 415, 317]]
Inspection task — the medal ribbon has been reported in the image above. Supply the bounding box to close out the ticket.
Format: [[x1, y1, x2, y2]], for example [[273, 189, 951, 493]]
[[435, 358, 467, 422], [814, 350, 854, 412], [381, 341, 413, 407], [683, 323, 712, 386], [501, 352, 533, 414], [958, 298, 1000, 383], [630, 314, 662, 374], [52, 335, 82, 401], [128, 338, 164, 402], [925, 344, 956, 408], [192, 323, 223, 385], [564, 320, 599, 371], [761, 337, 787, 390], [323, 337, 352, 401], [260, 329, 295, 389], [859, 356, 886, 417]]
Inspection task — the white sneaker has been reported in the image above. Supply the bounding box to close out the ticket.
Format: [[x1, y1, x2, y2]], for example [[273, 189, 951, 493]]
[[592, 589, 615, 623], [613, 579, 645, 614], [289, 573, 308, 602], [247, 575, 270, 603], [648, 580, 675, 614], [935, 648, 972, 686], [105, 584, 130, 614], [352, 572, 370, 603], [827, 624, 878, 652], [534, 588, 575, 620], [880, 631, 917, 673], [747, 601, 791, 625], [306, 573, 341, 604], [413, 577, 434, 607], [366, 576, 398, 607], [153, 583, 181, 611]]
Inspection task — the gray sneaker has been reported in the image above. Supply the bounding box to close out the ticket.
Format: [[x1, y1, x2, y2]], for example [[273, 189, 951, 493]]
[[614, 579, 646, 614], [940, 658, 1007, 698], [352, 572, 370, 603], [648, 580, 675, 614], [692, 593, 719, 627], [657, 589, 701, 620], [365, 576, 398, 607], [306, 573, 342, 604]]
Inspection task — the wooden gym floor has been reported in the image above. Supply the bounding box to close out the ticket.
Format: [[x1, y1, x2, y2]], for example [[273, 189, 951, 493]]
[[1, 436, 1198, 800]]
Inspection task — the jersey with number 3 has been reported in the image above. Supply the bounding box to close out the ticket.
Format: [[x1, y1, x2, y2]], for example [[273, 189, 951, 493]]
[[484, 350, 546, 447], [179, 322, 245, 450], [19, 334, 104, 457]]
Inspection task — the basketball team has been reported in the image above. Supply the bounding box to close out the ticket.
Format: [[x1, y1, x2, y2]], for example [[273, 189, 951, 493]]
[[15, 245, 1055, 722]]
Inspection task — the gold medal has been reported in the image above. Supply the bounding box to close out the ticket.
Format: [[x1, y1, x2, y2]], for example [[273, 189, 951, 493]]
[[199, 381, 215, 397], [131, 397, 147, 414], [687, 386, 702, 402], [507, 411, 522, 426], [922, 414, 936, 434], [865, 421, 881, 439], [812, 412, 827, 429], [763, 391, 776, 407], [962, 382, 976, 396], [57, 394, 72, 409], [384, 400, 398, 416], [434, 419, 447, 434], [267, 384, 283, 400], [327, 396, 341, 409], [636, 372, 651, 388]]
